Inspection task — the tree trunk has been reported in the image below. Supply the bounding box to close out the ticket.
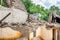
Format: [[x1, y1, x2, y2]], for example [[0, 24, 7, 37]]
[[5, 0, 12, 8]]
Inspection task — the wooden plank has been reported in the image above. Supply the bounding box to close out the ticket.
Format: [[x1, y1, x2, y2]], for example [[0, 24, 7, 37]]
[[29, 32, 33, 40], [53, 29, 57, 40]]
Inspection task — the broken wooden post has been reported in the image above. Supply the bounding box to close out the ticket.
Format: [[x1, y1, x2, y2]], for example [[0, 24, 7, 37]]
[[0, 13, 11, 23], [0, 13, 11, 27]]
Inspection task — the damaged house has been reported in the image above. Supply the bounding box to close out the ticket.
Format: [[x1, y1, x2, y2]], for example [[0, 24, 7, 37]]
[[0, 0, 60, 40]]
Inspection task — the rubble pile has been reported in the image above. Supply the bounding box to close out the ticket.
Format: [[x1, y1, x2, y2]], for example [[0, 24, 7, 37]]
[[0, 5, 47, 40], [0, 16, 46, 40]]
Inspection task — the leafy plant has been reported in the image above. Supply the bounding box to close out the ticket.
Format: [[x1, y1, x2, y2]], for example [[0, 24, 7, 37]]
[[22, 0, 60, 21], [0, 0, 7, 7], [22, 0, 51, 21]]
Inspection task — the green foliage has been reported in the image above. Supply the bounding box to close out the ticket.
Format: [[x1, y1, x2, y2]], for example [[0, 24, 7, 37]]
[[22, 0, 60, 21], [0, 0, 7, 7], [50, 5, 60, 15], [50, 5, 59, 10], [22, 0, 51, 21]]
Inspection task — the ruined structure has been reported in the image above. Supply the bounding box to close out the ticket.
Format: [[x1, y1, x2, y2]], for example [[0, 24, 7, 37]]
[[0, 0, 60, 40]]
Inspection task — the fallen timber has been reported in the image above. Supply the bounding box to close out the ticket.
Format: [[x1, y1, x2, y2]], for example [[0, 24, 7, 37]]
[[0, 13, 11, 27]]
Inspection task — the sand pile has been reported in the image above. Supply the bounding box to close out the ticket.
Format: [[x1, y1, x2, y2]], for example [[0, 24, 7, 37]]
[[0, 27, 22, 40]]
